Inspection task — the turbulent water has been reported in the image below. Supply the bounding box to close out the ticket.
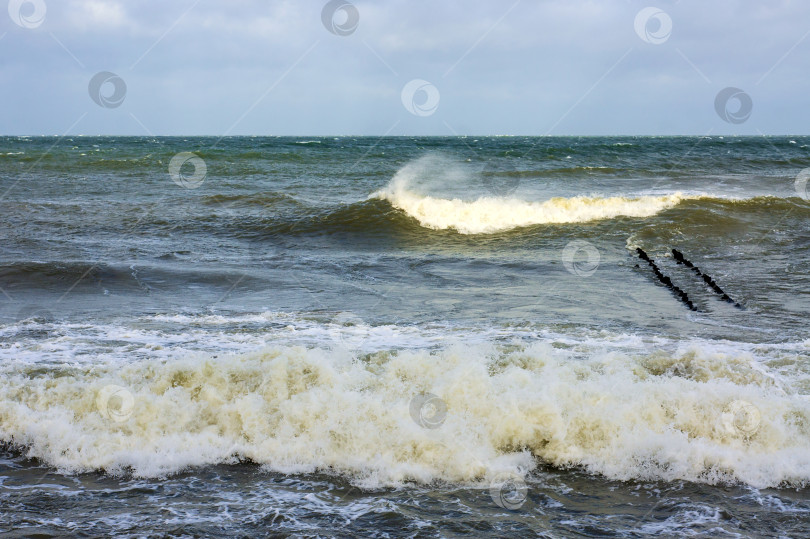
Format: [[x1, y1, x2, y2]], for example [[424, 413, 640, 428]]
[[1, 136, 809, 537]]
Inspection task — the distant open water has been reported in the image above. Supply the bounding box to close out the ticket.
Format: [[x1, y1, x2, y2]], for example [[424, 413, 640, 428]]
[[0, 136, 809, 537]]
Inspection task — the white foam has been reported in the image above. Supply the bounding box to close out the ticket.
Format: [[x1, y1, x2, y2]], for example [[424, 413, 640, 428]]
[[0, 332, 808, 489], [372, 156, 701, 234]]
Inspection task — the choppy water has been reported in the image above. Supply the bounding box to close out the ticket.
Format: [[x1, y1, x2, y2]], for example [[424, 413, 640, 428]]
[[1, 136, 809, 537]]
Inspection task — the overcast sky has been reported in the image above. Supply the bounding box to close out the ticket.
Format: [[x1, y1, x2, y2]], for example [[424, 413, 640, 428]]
[[2, 0, 808, 136]]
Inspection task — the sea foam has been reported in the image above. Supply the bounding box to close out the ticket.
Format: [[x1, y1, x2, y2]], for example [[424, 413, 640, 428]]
[[372, 156, 699, 234], [1, 339, 808, 489]]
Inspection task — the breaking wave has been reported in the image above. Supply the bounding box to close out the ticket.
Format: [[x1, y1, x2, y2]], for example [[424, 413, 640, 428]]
[[1, 336, 808, 489], [371, 156, 706, 234]]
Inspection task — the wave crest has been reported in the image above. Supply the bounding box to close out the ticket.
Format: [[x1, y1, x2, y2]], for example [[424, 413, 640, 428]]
[[371, 157, 697, 234], [1, 340, 808, 488]]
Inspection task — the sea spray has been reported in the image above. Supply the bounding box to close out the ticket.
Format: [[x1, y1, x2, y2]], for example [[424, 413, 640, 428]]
[[1, 340, 808, 488], [372, 156, 697, 234]]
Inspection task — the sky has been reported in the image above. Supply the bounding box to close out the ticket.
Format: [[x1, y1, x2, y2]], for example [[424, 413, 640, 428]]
[[1, 0, 809, 136]]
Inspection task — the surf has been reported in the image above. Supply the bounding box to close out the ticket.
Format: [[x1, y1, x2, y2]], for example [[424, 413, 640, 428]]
[[371, 156, 704, 234], [1, 336, 808, 489]]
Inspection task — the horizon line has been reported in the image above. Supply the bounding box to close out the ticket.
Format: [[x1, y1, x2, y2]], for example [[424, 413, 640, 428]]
[[2, 134, 808, 138]]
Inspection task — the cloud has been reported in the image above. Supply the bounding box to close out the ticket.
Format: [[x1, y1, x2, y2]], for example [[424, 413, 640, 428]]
[[65, 0, 130, 31], [1, 0, 809, 135]]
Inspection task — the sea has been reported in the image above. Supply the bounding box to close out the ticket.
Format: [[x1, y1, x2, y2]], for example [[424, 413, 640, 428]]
[[0, 135, 808, 537]]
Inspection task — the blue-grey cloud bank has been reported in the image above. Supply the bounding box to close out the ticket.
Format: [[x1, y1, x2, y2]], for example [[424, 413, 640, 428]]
[[2, 0, 809, 135]]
